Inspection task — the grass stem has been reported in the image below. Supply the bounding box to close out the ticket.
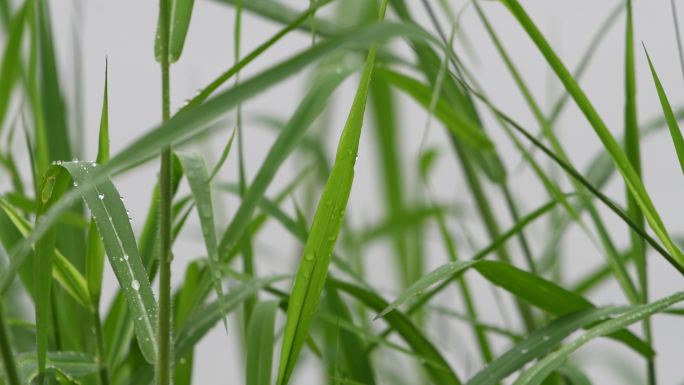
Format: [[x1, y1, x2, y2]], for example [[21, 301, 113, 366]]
[[156, 0, 172, 383]]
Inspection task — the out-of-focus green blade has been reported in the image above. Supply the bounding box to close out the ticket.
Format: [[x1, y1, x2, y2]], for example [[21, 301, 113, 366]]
[[246, 300, 279, 385]]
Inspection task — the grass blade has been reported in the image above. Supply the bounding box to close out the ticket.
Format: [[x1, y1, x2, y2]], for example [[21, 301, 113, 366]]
[[155, 0, 196, 62], [0, 2, 26, 133], [246, 300, 279, 385], [177, 153, 228, 325], [275, 6, 388, 379], [644, 46, 684, 174], [60, 161, 158, 364], [34, 166, 71, 378], [513, 291, 684, 385], [466, 306, 626, 385]]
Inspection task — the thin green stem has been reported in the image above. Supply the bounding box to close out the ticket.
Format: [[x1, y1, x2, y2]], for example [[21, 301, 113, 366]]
[[0, 301, 20, 385], [156, 0, 172, 383]]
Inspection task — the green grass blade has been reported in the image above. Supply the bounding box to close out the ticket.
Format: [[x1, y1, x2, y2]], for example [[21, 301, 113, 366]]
[[173, 260, 201, 385], [374, 261, 478, 319], [177, 153, 228, 326], [34, 166, 70, 377], [246, 300, 279, 385], [0, 2, 26, 134], [59, 161, 158, 364], [275, 22, 383, 382], [466, 306, 626, 385], [513, 291, 684, 385], [644, 46, 684, 174], [501, 0, 684, 268], [474, 261, 652, 357], [87, 60, 109, 306], [14, 351, 98, 384], [156, 0, 196, 62]]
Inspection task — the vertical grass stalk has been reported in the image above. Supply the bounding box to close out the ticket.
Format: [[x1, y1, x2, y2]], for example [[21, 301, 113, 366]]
[[157, 0, 173, 383]]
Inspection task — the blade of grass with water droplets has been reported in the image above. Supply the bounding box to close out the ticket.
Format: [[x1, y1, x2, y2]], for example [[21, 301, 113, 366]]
[[474, 260, 651, 357], [59, 161, 158, 364], [513, 291, 684, 385], [275, 25, 384, 383], [466, 306, 627, 385]]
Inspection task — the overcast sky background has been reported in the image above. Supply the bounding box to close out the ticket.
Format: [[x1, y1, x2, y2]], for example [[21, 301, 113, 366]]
[[17, 0, 684, 383]]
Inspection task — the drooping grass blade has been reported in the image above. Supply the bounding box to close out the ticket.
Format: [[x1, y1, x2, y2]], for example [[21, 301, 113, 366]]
[[513, 291, 684, 385]]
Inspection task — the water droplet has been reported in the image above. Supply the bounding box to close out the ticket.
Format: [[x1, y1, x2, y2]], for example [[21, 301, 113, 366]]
[[72, 157, 78, 162], [123, 254, 129, 261], [98, 193, 105, 200], [521, 348, 528, 354], [73, 181, 78, 187], [304, 252, 314, 261], [131, 280, 140, 291]]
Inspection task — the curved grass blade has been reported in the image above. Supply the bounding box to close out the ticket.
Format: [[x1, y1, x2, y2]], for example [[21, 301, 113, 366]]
[[276, 20, 384, 383], [59, 161, 158, 364], [246, 300, 279, 385], [374, 261, 478, 319], [177, 153, 228, 326], [14, 351, 98, 384], [501, 0, 684, 268], [644, 46, 684, 174], [379, 257, 652, 357], [513, 291, 684, 385], [474, 261, 652, 357], [466, 306, 626, 385]]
